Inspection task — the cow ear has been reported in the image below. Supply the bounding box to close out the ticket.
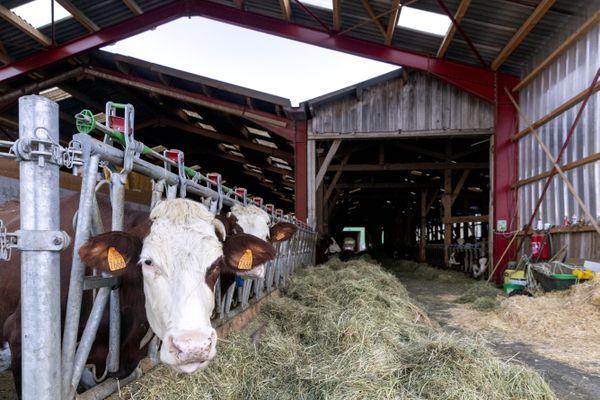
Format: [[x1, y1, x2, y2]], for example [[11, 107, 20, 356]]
[[270, 222, 297, 242], [79, 231, 143, 275], [222, 233, 276, 272]]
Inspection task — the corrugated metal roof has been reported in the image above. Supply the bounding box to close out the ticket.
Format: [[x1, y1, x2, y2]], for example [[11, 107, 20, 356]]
[[0, 0, 592, 78]]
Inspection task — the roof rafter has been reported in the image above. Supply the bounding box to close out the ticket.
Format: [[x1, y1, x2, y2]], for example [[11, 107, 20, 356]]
[[56, 0, 99, 32], [280, 0, 292, 21], [0, 40, 11, 65], [333, 0, 342, 31], [0, 4, 51, 46], [122, 0, 143, 15], [436, 0, 471, 58], [491, 0, 556, 71], [360, 0, 387, 38], [384, 0, 401, 46]]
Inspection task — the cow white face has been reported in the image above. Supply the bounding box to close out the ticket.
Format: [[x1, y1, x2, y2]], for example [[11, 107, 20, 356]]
[[79, 198, 277, 374], [140, 199, 222, 373]]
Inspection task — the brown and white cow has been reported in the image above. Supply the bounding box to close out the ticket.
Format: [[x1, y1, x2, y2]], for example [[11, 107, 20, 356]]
[[224, 204, 297, 279], [0, 195, 275, 392]]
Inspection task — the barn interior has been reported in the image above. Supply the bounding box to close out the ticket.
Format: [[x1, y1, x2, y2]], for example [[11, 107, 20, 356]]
[[0, 0, 599, 399]]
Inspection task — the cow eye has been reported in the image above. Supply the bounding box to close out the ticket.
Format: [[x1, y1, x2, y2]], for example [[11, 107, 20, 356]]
[[143, 259, 153, 266]]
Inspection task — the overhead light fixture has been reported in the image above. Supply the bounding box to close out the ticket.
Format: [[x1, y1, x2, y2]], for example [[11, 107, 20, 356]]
[[467, 186, 484, 192], [247, 126, 271, 138], [349, 188, 361, 194], [410, 170, 423, 176]]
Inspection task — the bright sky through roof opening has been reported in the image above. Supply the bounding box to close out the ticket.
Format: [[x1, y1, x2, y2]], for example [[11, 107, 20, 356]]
[[11, 0, 72, 29], [300, 0, 333, 9], [398, 7, 451, 37], [103, 17, 398, 106]]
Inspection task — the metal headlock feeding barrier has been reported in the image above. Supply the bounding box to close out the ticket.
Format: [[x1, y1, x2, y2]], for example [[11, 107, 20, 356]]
[[0, 95, 317, 400]]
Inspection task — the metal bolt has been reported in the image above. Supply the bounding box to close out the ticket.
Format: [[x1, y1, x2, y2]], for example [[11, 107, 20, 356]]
[[53, 236, 63, 245]]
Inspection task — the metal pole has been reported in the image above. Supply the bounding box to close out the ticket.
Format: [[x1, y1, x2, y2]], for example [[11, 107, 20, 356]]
[[62, 154, 100, 399], [18, 95, 62, 400]]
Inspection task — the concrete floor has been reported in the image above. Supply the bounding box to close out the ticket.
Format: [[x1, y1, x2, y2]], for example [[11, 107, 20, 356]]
[[399, 275, 600, 400]]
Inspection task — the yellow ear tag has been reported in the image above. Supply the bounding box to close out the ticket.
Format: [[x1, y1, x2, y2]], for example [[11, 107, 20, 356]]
[[107, 247, 126, 271], [237, 249, 253, 270], [275, 232, 286, 241]]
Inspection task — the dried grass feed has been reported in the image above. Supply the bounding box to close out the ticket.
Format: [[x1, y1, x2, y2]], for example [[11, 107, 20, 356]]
[[114, 259, 556, 399]]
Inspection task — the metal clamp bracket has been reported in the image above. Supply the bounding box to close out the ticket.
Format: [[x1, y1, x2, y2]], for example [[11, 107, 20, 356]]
[[14, 229, 71, 252], [12, 137, 64, 167]]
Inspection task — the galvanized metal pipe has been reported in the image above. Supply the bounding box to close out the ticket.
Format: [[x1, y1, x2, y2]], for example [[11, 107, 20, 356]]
[[68, 287, 110, 400], [107, 172, 125, 374], [18, 95, 62, 400], [61, 154, 100, 399]]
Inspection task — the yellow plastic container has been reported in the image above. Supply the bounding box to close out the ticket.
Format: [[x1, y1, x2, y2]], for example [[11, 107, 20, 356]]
[[504, 269, 526, 284], [573, 269, 595, 280]]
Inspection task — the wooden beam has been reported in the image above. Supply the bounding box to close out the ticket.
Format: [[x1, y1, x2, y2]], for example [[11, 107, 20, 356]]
[[162, 119, 294, 163], [333, 0, 342, 31], [491, 0, 556, 71], [0, 4, 51, 46], [384, 0, 402, 46], [360, 0, 387, 38], [450, 169, 470, 206], [309, 128, 492, 140], [0, 40, 12, 65], [328, 162, 487, 172], [443, 215, 489, 224], [393, 142, 447, 160], [378, 143, 385, 164], [335, 182, 439, 190], [122, 0, 143, 15], [188, 148, 291, 176], [56, 0, 99, 32], [60, 84, 104, 111], [280, 0, 292, 21], [234, 0, 244, 9], [316, 139, 341, 189], [512, 81, 600, 141], [443, 170, 452, 266], [513, 152, 600, 189], [451, 142, 488, 159], [419, 189, 427, 262], [436, 0, 471, 58], [514, 10, 600, 92], [324, 152, 350, 202]]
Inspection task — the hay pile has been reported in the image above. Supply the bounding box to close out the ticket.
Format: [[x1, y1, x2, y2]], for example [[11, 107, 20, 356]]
[[384, 259, 465, 283], [455, 283, 502, 311], [448, 277, 600, 373], [116, 259, 555, 400]]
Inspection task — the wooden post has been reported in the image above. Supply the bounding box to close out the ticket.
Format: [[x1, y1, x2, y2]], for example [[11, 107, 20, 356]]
[[419, 190, 427, 262], [443, 169, 452, 266]]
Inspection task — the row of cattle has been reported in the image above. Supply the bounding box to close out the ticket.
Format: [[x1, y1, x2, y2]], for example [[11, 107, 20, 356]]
[[0, 193, 298, 395]]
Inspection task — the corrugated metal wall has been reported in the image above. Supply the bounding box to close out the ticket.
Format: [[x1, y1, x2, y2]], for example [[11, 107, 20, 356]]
[[518, 1, 600, 230], [309, 70, 494, 134]]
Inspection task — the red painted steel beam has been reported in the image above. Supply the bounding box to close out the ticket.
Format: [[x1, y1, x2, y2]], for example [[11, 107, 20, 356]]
[[294, 119, 308, 223], [0, 0, 510, 103], [0, 1, 185, 83], [187, 0, 500, 103], [492, 73, 520, 284]]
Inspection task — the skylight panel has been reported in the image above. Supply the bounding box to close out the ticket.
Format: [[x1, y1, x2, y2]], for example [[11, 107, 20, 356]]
[[229, 150, 245, 158], [11, 0, 72, 29], [274, 163, 292, 171], [197, 122, 216, 132], [247, 126, 271, 138], [268, 156, 289, 165], [301, 0, 332, 10], [39, 86, 71, 102], [397, 7, 451, 37], [182, 109, 203, 120], [253, 138, 278, 149], [218, 143, 239, 152]]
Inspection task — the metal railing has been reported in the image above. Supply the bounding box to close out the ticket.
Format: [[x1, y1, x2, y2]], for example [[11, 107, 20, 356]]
[[0, 96, 317, 400]]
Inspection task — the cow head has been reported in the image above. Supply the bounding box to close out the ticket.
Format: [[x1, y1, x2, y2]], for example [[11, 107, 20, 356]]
[[79, 199, 275, 373], [227, 204, 298, 279]]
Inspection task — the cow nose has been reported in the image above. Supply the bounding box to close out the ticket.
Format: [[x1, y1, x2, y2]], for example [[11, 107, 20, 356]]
[[168, 330, 216, 364]]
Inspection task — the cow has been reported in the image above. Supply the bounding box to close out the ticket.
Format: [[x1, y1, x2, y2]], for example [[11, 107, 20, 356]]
[[0, 194, 276, 395], [223, 203, 297, 279]]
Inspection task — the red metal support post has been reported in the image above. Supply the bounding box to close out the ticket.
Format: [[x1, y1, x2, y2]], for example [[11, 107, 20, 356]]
[[294, 119, 308, 223], [492, 73, 520, 283]]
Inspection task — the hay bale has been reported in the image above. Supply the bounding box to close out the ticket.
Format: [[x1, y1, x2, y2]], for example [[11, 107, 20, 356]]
[[116, 259, 556, 400], [472, 297, 499, 311]]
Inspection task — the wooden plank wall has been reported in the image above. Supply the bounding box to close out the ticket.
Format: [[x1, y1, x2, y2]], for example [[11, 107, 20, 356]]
[[310, 70, 494, 134]]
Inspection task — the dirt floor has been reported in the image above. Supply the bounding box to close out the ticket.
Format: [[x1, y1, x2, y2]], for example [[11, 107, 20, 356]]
[[395, 272, 600, 400], [0, 371, 16, 400]]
